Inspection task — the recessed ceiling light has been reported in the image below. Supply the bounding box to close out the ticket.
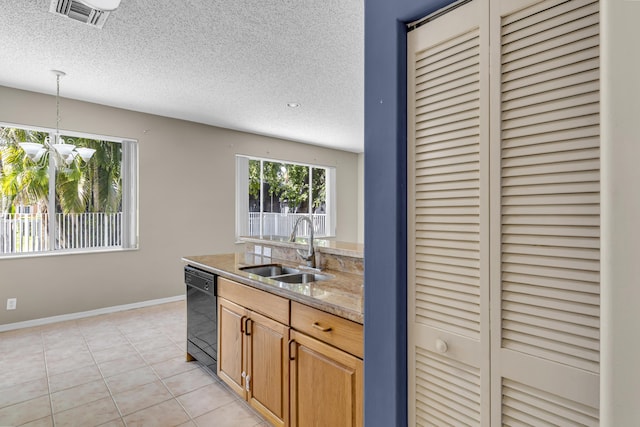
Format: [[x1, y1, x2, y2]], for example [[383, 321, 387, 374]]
[[287, 102, 301, 108]]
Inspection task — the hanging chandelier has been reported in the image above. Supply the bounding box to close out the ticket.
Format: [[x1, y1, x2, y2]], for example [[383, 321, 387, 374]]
[[19, 70, 96, 167]]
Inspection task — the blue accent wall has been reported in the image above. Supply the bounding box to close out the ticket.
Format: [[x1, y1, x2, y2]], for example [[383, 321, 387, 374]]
[[364, 1, 456, 425]]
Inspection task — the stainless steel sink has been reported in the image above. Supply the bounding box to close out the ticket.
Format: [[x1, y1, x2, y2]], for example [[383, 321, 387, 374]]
[[240, 264, 331, 284], [240, 264, 300, 277], [270, 272, 332, 284]]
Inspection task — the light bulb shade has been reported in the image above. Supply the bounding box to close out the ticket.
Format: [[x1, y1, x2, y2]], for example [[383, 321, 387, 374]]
[[79, 0, 121, 11], [52, 143, 76, 157], [19, 142, 45, 160], [33, 148, 47, 162], [75, 147, 96, 162], [64, 152, 77, 166]]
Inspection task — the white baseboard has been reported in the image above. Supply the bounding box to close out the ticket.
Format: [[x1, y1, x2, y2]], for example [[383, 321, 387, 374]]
[[0, 295, 186, 333]]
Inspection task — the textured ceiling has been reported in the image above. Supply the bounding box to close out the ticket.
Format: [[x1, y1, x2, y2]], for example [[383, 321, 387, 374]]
[[0, 0, 364, 152]]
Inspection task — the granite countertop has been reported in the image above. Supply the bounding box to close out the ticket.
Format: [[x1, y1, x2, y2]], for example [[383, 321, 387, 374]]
[[183, 252, 364, 324]]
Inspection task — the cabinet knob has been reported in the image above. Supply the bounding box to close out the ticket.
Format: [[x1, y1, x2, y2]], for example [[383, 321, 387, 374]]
[[435, 339, 448, 354]]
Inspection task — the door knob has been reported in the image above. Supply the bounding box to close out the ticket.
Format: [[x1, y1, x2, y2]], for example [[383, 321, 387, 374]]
[[435, 339, 448, 354]]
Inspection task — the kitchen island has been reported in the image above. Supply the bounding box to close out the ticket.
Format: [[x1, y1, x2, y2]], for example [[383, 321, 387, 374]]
[[183, 237, 364, 427]]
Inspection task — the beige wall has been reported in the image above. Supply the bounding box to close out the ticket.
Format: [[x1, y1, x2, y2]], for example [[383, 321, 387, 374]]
[[600, 1, 640, 424], [0, 85, 361, 325]]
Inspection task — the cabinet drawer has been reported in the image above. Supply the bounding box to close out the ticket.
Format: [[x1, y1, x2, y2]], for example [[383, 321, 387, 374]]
[[291, 301, 363, 358], [218, 277, 289, 325]]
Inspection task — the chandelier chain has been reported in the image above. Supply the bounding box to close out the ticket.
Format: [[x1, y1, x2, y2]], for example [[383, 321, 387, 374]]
[[56, 73, 60, 139]]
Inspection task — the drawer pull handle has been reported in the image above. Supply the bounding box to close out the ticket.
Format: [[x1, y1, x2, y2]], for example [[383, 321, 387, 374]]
[[240, 316, 247, 334], [288, 339, 296, 361], [312, 322, 332, 332]]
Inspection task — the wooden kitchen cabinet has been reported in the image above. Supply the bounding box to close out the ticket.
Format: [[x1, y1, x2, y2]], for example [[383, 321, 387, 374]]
[[218, 278, 290, 427], [289, 302, 363, 427]]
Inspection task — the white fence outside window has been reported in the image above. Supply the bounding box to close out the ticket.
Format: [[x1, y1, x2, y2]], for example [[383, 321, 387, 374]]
[[0, 212, 122, 254], [248, 212, 326, 237]]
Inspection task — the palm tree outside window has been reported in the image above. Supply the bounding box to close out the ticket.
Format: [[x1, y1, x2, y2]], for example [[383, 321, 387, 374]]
[[0, 124, 138, 255]]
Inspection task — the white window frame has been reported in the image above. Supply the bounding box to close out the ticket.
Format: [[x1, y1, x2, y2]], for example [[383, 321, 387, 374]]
[[0, 122, 138, 257], [235, 155, 336, 239]]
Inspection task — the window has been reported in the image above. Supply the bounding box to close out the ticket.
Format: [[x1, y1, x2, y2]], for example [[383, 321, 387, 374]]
[[236, 155, 336, 238], [0, 124, 138, 256]]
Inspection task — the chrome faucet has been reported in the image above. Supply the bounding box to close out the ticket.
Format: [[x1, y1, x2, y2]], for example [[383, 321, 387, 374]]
[[289, 215, 315, 268]]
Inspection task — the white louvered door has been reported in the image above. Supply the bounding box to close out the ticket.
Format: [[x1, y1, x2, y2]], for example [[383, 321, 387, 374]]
[[490, 0, 600, 424], [408, 0, 600, 425], [407, 1, 490, 425]]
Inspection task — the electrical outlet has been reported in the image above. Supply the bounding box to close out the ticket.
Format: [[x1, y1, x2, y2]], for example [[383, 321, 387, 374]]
[[6, 298, 17, 310], [263, 247, 272, 257], [254, 245, 262, 255]]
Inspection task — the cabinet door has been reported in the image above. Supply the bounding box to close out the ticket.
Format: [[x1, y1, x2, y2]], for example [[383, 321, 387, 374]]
[[218, 297, 247, 397], [246, 310, 289, 427], [289, 330, 363, 427]]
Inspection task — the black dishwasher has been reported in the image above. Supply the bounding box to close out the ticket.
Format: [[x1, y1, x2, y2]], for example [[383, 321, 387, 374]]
[[185, 265, 217, 373]]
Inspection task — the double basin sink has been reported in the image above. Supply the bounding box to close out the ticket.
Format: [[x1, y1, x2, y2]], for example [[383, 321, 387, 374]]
[[240, 264, 331, 284]]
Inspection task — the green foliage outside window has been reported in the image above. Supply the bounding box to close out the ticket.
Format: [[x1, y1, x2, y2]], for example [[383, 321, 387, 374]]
[[0, 126, 122, 215], [248, 159, 326, 214]]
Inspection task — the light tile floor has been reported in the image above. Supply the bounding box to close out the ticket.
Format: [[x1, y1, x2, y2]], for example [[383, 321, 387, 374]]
[[0, 301, 269, 427]]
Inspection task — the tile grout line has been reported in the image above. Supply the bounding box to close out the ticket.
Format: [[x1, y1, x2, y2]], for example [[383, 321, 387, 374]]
[[112, 323, 196, 426], [84, 330, 126, 427], [41, 328, 56, 427]]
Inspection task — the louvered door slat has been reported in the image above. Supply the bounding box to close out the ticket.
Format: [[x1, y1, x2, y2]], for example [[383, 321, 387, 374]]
[[417, 51, 480, 87], [414, 348, 481, 426], [504, 318, 598, 351], [417, 151, 480, 169], [416, 126, 479, 146], [417, 253, 480, 269], [502, 224, 599, 237], [502, 103, 599, 131], [503, 243, 599, 259], [502, 301, 598, 330], [502, 154, 599, 173], [416, 70, 478, 104], [503, 379, 598, 426], [503, 311, 599, 340], [503, 281, 599, 306], [503, 48, 599, 86], [502, 181, 600, 196], [417, 190, 480, 203], [502, 70, 599, 104], [501, 0, 595, 34], [501, 159, 599, 178], [503, 252, 599, 272], [502, 272, 599, 295], [502, 137, 599, 159], [502, 91, 599, 122], [502, 171, 599, 188], [501, 125, 598, 149], [502, 12, 598, 57], [417, 90, 480, 117]]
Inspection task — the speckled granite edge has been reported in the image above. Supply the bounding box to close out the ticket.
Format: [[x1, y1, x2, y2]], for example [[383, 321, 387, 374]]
[[182, 253, 364, 324]]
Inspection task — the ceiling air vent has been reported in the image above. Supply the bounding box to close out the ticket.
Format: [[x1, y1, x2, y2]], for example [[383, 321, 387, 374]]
[[49, 0, 111, 29]]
